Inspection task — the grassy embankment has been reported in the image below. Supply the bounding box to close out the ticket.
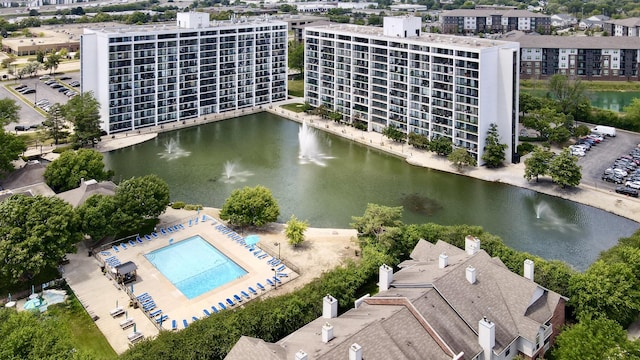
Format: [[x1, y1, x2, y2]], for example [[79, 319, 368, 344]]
[[521, 79, 640, 92]]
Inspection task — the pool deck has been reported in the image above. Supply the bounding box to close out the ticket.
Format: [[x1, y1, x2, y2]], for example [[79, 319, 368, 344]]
[[63, 212, 297, 354]]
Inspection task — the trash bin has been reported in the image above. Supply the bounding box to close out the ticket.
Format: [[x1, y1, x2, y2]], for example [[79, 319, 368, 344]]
[[512, 153, 521, 164]]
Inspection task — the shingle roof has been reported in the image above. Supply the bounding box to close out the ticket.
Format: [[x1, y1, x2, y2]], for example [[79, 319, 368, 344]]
[[605, 17, 640, 28], [502, 31, 640, 49], [442, 9, 549, 18], [55, 179, 117, 207], [225, 336, 286, 360]]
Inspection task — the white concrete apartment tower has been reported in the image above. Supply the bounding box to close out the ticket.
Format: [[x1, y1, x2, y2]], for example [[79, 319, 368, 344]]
[[81, 13, 288, 134], [303, 16, 520, 165]]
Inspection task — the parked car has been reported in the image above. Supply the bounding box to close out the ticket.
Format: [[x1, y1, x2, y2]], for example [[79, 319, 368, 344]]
[[602, 174, 624, 184], [616, 186, 639, 197], [14, 125, 27, 131], [15, 84, 27, 90], [22, 89, 35, 94], [59, 76, 72, 80], [50, 83, 62, 89], [625, 181, 640, 189]]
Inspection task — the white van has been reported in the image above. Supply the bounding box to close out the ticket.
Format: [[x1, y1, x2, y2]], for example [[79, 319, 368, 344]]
[[591, 125, 616, 137]]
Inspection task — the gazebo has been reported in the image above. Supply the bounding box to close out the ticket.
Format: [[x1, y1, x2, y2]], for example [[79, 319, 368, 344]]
[[114, 261, 138, 284]]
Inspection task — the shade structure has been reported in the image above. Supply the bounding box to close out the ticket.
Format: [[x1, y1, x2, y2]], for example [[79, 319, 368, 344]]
[[245, 235, 260, 246]]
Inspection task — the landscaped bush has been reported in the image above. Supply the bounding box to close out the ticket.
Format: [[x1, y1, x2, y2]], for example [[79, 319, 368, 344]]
[[170, 201, 185, 209], [184, 204, 203, 211], [52, 145, 74, 154], [517, 142, 536, 155]]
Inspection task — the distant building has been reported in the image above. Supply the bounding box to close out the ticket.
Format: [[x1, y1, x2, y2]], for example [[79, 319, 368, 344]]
[[304, 16, 520, 166], [1, 25, 81, 56], [56, 179, 117, 207], [390, 4, 428, 12], [440, 9, 551, 34], [81, 12, 288, 135], [578, 15, 609, 30], [604, 17, 640, 37], [226, 237, 567, 360], [550, 13, 577, 29], [506, 31, 640, 81]]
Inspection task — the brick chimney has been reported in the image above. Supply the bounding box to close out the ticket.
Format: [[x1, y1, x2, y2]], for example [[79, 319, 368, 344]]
[[322, 294, 337, 319], [379, 264, 393, 291], [524, 259, 534, 281]]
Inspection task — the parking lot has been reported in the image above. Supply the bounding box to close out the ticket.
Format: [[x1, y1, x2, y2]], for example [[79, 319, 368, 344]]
[[1, 73, 80, 133], [576, 129, 640, 191]]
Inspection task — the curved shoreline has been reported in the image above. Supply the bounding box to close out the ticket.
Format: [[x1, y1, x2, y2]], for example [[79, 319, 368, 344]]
[[96, 102, 640, 224]]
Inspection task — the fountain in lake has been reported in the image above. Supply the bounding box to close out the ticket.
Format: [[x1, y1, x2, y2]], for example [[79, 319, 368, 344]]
[[534, 200, 578, 233], [298, 122, 333, 166], [221, 160, 253, 184], [158, 138, 191, 160]]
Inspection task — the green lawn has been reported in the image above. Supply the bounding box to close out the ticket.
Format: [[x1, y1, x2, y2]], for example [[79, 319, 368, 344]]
[[288, 79, 304, 97], [281, 103, 306, 113], [48, 291, 117, 360], [521, 79, 640, 91]]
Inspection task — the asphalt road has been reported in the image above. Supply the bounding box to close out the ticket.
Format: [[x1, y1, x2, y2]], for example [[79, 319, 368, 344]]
[[2, 74, 80, 133], [577, 129, 640, 190]]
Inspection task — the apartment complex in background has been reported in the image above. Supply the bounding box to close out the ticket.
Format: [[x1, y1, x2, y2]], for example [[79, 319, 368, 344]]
[[440, 9, 551, 35], [304, 16, 520, 166], [604, 17, 640, 37], [226, 237, 566, 360], [506, 31, 640, 81], [81, 12, 288, 134]]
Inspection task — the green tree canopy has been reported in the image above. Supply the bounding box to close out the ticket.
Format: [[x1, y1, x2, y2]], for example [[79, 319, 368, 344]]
[[569, 259, 640, 327], [44, 149, 114, 192], [0, 308, 93, 360], [287, 40, 304, 74], [115, 174, 170, 229], [408, 132, 429, 150], [0, 130, 27, 176], [547, 74, 591, 119], [220, 185, 280, 228], [43, 53, 61, 74], [351, 203, 403, 242], [482, 123, 507, 168], [42, 104, 69, 145], [61, 91, 102, 147], [0, 195, 81, 284], [0, 98, 20, 126], [285, 215, 308, 247], [76, 194, 118, 241], [382, 126, 405, 142], [448, 148, 477, 171], [548, 148, 582, 188], [624, 98, 640, 124], [551, 318, 637, 360], [524, 146, 554, 182], [429, 136, 452, 156]]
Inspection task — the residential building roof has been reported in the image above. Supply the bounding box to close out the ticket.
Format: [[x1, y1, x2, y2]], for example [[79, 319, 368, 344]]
[[442, 9, 549, 18], [605, 17, 640, 27], [225, 238, 566, 360], [55, 179, 117, 207], [503, 30, 640, 49]]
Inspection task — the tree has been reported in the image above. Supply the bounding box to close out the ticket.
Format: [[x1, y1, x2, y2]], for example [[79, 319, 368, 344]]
[[350, 203, 403, 243], [624, 98, 640, 124], [76, 194, 118, 241], [524, 146, 554, 182], [551, 318, 635, 360], [522, 107, 572, 144], [569, 260, 640, 327], [42, 104, 68, 145], [482, 123, 507, 168], [44, 149, 114, 192], [329, 111, 342, 123], [220, 186, 280, 228], [43, 53, 62, 74], [115, 174, 170, 229], [0, 130, 27, 176], [408, 132, 430, 149], [61, 91, 102, 147], [367, 15, 382, 26], [382, 126, 405, 142], [285, 215, 308, 247], [287, 40, 304, 75], [547, 74, 591, 118], [0, 308, 92, 360], [23, 61, 42, 78], [548, 148, 582, 188], [448, 148, 476, 171], [0, 98, 20, 126], [429, 136, 452, 156], [0, 195, 81, 284]]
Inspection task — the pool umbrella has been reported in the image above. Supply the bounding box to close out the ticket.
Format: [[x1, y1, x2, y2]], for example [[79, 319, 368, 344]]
[[131, 284, 134, 293], [134, 323, 137, 333], [125, 310, 128, 319], [7, 293, 11, 302], [116, 300, 118, 308]]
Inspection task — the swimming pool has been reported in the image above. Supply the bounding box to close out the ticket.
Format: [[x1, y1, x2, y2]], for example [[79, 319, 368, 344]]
[[145, 235, 247, 299]]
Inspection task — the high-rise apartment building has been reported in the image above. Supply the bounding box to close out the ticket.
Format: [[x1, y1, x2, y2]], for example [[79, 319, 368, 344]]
[[304, 17, 520, 165], [81, 12, 288, 134]]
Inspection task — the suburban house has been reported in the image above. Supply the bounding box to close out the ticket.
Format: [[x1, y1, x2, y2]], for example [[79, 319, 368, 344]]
[[604, 17, 640, 37], [440, 9, 551, 34], [549, 13, 577, 29], [225, 236, 567, 360], [55, 178, 117, 207]]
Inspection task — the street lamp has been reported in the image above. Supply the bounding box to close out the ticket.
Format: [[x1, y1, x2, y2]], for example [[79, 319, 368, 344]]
[[271, 268, 277, 289], [274, 242, 280, 260]]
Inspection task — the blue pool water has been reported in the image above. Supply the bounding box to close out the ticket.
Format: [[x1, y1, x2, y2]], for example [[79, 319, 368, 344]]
[[145, 235, 247, 299]]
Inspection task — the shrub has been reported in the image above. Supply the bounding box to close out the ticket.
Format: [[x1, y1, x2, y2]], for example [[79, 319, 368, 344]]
[[517, 142, 535, 155], [52, 145, 74, 154], [184, 204, 203, 211], [171, 201, 186, 209]]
